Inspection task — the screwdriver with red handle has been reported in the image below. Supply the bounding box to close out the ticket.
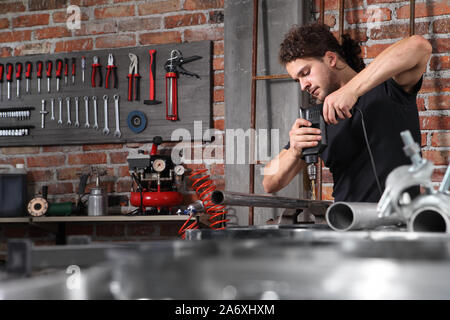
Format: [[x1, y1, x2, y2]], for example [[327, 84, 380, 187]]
[[0, 64, 4, 101], [46, 60, 52, 93], [36, 60, 43, 94], [25, 61, 32, 94], [71, 57, 76, 84], [56, 59, 63, 92], [15, 62, 22, 98], [64, 58, 69, 85], [6, 63, 13, 100]]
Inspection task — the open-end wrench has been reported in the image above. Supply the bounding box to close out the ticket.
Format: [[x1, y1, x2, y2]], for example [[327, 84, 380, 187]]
[[74, 96, 80, 127], [113, 94, 121, 138], [50, 98, 55, 120], [84, 96, 90, 128], [92, 96, 99, 130], [40, 99, 48, 129], [102, 95, 109, 135], [66, 97, 72, 126], [58, 97, 63, 125]]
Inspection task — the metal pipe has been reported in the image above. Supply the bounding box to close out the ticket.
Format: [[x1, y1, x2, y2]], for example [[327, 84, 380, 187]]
[[326, 202, 404, 232], [408, 194, 450, 233], [211, 190, 331, 209], [410, 0, 415, 36], [338, 0, 344, 44]]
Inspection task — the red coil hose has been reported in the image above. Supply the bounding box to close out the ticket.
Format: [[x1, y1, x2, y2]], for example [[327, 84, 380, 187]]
[[178, 168, 229, 239]]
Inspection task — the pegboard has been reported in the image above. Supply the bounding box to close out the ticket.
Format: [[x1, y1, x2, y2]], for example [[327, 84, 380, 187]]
[[0, 41, 212, 147]]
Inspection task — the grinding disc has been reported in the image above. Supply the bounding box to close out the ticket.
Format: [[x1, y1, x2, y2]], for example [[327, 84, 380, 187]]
[[126, 110, 147, 133], [27, 197, 49, 217]]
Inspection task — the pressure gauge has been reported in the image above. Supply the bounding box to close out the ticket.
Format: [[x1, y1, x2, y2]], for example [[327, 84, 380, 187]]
[[174, 165, 185, 176], [152, 159, 166, 172]]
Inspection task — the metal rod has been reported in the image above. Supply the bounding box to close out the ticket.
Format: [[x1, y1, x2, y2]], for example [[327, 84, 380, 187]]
[[410, 0, 415, 36], [320, 0, 324, 24], [317, 160, 322, 200], [211, 190, 331, 209], [253, 74, 290, 80], [338, 0, 344, 44]]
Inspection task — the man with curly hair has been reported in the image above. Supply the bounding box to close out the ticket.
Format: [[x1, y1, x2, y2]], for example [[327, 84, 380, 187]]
[[263, 23, 431, 203]]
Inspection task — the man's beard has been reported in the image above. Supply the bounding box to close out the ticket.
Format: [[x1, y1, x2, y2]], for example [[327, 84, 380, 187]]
[[316, 74, 340, 103]]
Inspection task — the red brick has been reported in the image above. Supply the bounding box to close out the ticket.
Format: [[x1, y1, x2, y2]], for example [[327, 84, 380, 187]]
[[213, 72, 224, 86], [14, 42, 51, 56], [118, 166, 130, 177], [68, 153, 107, 165], [213, 57, 224, 70], [0, 2, 26, 14], [320, 14, 336, 28], [117, 180, 132, 192], [138, 0, 181, 15], [94, 5, 135, 19], [139, 31, 182, 45], [27, 170, 53, 182], [110, 151, 129, 164], [421, 132, 427, 147], [346, 7, 391, 24], [313, 0, 364, 11], [0, 30, 32, 43], [420, 78, 450, 94], [433, 18, 449, 34], [184, 26, 224, 42], [2, 146, 40, 155], [397, 1, 450, 19], [0, 157, 25, 166], [432, 167, 448, 182], [27, 155, 65, 167], [0, 18, 9, 29], [367, 0, 404, 3], [428, 95, 449, 110], [213, 89, 224, 102], [338, 28, 368, 43], [416, 97, 425, 111], [419, 116, 450, 130], [213, 103, 224, 117], [430, 38, 450, 54], [35, 26, 71, 40], [3, 225, 28, 238], [71, 0, 109, 6], [210, 163, 224, 175], [213, 41, 224, 56], [118, 17, 161, 32], [363, 43, 392, 59], [53, 10, 89, 23], [96, 223, 126, 237], [431, 132, 450, 147], [422, 150, 449, 166], [369, 22, 429, 40], [55, 38, 93, 53], [57, 167, 83, 180], [43, 146, 82, 153], [0, 47, 13, 57], [95, 34, 136, 49], [47, 182, 74, 195], [12, 14, 49, 28], [164, 13, 207, 29], [213, 118, 224, 130], [209, 10, 224, 24], [29, 0, 66, 11], [184, 0, 223, 10], [430, 56, 450, 71], [75, 21, 117, 36], [212, 178, 225, 191]]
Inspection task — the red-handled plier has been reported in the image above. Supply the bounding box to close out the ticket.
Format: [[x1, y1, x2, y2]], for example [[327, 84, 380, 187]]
[[105, 53, 118, 89], [127, 53, 140, 101], [91, 56, 102, 87]]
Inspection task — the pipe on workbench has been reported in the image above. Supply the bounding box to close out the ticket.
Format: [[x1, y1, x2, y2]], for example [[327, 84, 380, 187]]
[[211, 191, 331, 209], [326, 202, 405, 231], [408, 194, 450, 233]]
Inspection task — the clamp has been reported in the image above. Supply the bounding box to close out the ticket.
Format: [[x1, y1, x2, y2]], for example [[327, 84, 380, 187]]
[[91, 56, 102, 87], [127, 53, 141, 101], [105, 53, 118, 89]]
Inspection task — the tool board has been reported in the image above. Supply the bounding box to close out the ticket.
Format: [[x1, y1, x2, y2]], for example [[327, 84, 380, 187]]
[[0, 41, 212, 147]]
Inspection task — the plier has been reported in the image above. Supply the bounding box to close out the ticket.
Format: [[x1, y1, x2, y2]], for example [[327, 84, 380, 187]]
[[91, 56, 102, 87], [105, 53, 118, 89], [127, 53, 140, 101]]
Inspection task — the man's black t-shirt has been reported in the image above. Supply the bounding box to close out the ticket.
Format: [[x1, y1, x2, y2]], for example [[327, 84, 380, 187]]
[[284, 77, 422, 202]]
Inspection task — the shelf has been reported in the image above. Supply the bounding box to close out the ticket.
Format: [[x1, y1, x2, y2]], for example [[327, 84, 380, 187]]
[[0, 215, 193, 224]]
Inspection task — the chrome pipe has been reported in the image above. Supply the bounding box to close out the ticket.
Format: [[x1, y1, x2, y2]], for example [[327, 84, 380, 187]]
[[408, 194, 450, 233], [326, 202, 404, 232], [211, 191, 331, 209]]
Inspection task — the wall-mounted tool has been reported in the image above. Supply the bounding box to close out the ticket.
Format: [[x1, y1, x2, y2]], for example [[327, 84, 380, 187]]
[[144, 49, 161, 105], [40, 99, 48, 129], [55, 59, 63, 92], [164, 50, 202, 121], [71, 58, 76, 84], [64, 58, 69, 85], [113, 94, 121, 138], [0, 63, 4, 101], [46, 60, 52, 93], [126, 110, 147, 134], [0, 126, 34, 136], [15, 62, 22, 98], [0, 107, 34, 120], [36, 61, 43, 94], [81, 56, 86, 83], [105, 53, 118, 89], [127, 53, 140, 101], [91, 56, 102, 87], [25, 62, 32, 94], [6, 63, 13, 100]]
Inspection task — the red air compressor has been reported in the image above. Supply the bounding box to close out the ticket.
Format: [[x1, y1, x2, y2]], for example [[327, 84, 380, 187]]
[[127, 136, 185, 214]]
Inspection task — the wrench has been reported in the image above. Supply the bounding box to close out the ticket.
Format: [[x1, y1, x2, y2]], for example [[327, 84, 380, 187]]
[[40, 99, 48, 129], [50, 98, 55, 120], [58, 97, 63, 125], [66, 97, 72, 126], [102, 95, 109, 135], [92, 96, 99, 130], [113, 94, 121, 138], [84, 96, 90, 128], [74, 96, 80, 127]]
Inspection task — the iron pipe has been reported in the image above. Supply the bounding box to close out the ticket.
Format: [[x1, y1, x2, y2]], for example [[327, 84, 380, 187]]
[[408, 194, 450, 233]]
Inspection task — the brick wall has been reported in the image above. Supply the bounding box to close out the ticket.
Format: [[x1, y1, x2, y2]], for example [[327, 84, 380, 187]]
[[314, 0, 450, 200], [0, 0, 225, 243]]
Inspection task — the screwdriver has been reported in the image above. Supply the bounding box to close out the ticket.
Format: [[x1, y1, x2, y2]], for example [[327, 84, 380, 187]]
[[0, 64, 3, 101], [81, 56, 86, 83], [25, 61, 32, 94], [6, 63, 13, 100], [15, 62, 22, 98], [46, 60, 52, 93], [71, 57, 76, 84], [64, 58, 69, 85], [56, 59, 62, 92], [36, 61, 43, 94]]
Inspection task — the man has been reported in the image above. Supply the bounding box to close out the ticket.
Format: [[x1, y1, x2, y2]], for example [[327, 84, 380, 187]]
[[262, 23, 432, 202]]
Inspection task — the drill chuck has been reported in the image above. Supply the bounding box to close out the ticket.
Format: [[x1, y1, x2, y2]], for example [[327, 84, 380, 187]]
[[307, 163, 317, 181]]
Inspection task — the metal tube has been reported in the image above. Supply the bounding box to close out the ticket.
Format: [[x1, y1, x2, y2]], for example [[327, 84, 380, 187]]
[[326, 202, 404, 232], [408, 194, 450, 233], [410, 0, 415, 36], [211, 190, 331, 209]]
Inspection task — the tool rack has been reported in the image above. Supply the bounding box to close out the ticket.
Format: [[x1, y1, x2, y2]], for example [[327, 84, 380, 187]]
[[0, 41, 212, 147]]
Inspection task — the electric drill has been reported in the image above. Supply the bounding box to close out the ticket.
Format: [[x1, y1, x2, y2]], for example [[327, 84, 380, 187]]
[[299, 104, 327, 182]]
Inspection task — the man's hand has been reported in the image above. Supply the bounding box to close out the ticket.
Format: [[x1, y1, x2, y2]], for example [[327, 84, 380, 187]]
[[289, 118, 322, 157], [323, 85, 358, 124]]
